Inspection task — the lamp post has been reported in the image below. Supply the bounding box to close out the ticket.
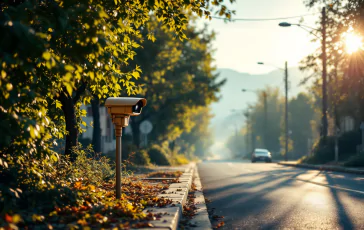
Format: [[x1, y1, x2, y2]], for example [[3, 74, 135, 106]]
[[257, 62, 289, 161], [279, 6, 328, 139]]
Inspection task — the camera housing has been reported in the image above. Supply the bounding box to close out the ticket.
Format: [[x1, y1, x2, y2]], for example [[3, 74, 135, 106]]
[[105, 97, 147, 116], [105, 97, 147, 129]]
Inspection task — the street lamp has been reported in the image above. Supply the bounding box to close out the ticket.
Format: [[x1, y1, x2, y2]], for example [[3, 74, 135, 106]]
[[257, 62, 289, 161], [279, 6, 328, 140]]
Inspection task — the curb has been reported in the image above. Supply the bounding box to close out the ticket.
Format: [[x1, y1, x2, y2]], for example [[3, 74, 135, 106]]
[[278, 162, 364, 175], [137, 163, 195, 230], [188, 166, 212, 229]]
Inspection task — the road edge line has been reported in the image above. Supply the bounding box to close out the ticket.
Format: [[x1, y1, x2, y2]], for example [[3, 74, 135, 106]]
[[277, 162, 364, 175], [190, 164, 213, 229]]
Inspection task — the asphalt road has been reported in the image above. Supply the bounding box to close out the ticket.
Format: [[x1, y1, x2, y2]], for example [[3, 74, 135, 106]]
[[198, 160, 364, 229]]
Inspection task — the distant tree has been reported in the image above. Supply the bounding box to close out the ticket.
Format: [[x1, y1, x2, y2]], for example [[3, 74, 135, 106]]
[[127, 17, 225, 149], [178, 107, 214, 158], [287, 93, 318, 158], [229, 87, 318, 159]]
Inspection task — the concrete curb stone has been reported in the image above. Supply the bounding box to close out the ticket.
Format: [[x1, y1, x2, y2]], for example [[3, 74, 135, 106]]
[[278, 162, 364, 175], [133, 163, 196, 230], [188, 165, 212, 229]]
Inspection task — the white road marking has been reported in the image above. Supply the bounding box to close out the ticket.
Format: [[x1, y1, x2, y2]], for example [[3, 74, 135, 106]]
[[296, 178, 364, 195]]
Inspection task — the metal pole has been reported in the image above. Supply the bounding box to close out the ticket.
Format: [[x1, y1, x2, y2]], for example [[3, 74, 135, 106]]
[[115, 125, 122, 199], [322, 6, 328, 139], [246, 112, 249, 155], [285, 61, 289, 161], [263, 92, 268, 149]]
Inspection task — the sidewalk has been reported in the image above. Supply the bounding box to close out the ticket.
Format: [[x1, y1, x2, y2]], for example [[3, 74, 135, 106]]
[[278, 161, 364, 175]]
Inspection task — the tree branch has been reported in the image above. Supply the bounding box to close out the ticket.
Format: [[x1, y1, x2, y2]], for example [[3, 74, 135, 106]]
[[73, 81, 87, 104]]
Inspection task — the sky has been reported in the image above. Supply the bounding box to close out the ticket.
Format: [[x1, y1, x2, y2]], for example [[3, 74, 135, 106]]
[[197, 0, 324, 157], [198, 0, 322, 75]]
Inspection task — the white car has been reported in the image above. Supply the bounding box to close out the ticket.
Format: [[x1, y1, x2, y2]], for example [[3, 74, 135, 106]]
[[251, 148, 272, 163]]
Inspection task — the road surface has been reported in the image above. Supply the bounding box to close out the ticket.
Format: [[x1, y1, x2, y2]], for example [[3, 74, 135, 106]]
[[198, 160, 364, 229]]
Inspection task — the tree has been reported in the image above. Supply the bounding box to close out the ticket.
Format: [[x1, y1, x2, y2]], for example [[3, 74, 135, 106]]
[[287, 93, 318, 158], [0, 0, 235, 163], [301, 0, 364, 133], [249, 87, 283, 153], [178, 107, 215, 159], [126, 16, 225, 149], [229, 87, 318, 159]]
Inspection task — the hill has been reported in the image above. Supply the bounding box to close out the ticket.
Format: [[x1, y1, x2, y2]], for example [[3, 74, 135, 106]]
[[209, 67, 310, 157]]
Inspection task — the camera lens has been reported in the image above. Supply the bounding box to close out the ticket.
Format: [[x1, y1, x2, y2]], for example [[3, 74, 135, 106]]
[[132, 101, 143, 113]]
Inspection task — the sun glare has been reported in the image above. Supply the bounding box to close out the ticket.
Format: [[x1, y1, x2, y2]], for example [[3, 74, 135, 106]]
[[343, 31, 363, 54]]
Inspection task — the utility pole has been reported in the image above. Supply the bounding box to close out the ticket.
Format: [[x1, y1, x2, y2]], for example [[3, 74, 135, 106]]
[[284, 61, 289, 161], [244, 111, 250, 155], [322, 6, 328, 139], [263, 91, 268, 149]]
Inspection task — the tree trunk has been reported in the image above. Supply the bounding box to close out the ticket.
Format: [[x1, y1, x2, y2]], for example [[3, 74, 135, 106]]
[[91, 96, 101, 153], [59, 92, 78, 161], [131, 120, 141, 148]]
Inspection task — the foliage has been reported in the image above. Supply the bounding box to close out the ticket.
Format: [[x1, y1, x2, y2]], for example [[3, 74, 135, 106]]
[[0, 0, 235, 227], [146, 171, 183, 178], [302, 137, 336, 164], [148, 145, 171, 166], [338, 130, 361, 158], [301, 0, 364, 136], [132, 149, 151, 166], [344, 154, 364, 167], [226, 130, 247, 158], [0, 0, 235, 193], [226, 87, 320, 160], [69, 144, 114, 186], [1, 144, 184, 229], [178, 107, 215, 158], [126, 16, 224, 155], [301, 130, 361, 164], [171, 154, 190, 166]]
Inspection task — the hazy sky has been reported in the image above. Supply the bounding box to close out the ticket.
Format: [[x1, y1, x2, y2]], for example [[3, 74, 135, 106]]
[[199, 0, 322, 75]]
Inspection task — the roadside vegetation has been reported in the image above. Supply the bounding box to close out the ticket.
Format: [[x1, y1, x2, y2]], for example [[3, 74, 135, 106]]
[[1, 144, 184, 229], [0, 0, 236, 227], [227, 0, 364, 167]]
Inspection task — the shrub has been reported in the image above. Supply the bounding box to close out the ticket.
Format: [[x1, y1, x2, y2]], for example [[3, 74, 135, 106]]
[[0, 143, 116, 216], [338, 130, 361, 160], [148, 145, 170, 166], [302, 137, 335, 164], [173, 154, 189, 165], [344, 154, 364, 167], [130, 149, 151, 166], [69, 144, 114, 186]]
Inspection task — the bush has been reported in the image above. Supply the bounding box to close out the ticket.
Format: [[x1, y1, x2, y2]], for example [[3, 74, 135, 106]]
[[344, 154, 364, 167], [173, 154, 189, 165], [148, 145, 170, 166], [302, 137, 335, 164], [69, 144, 114, 186], [301, 131, 362, 164], [130, 149, 151, 166], [338, 130, 361, 160]]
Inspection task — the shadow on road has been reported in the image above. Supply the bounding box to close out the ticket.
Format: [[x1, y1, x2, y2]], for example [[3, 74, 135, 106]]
[[200, 163, 364, 229], [204, 170, 306, 229], [325, 172, 355, 229]]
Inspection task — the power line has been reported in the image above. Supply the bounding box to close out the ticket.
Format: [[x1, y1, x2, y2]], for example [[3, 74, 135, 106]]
[[211, 13, 319, 22]]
